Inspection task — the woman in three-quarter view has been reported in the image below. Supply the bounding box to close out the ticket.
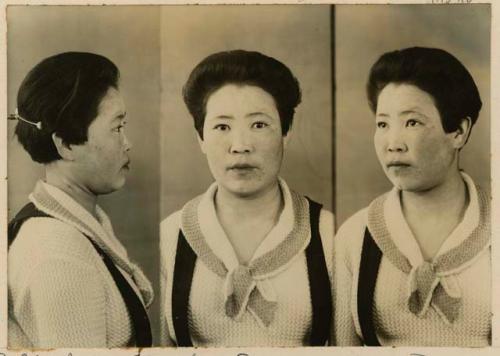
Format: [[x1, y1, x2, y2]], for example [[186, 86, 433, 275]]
[[8, 52, 153, 348], [334, 47, 490, 346], [160, 50, 334, 347]]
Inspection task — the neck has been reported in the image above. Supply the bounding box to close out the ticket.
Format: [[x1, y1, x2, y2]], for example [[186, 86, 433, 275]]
[[401, 170, 468, 222], [215, 181, 283, 222], [45, 163, 98, 218]]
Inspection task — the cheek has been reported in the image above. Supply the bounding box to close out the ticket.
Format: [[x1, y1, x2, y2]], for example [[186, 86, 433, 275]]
[[373, 133, 385, 158], [260, 135, 284, 165], [414, 134, 453, 166]]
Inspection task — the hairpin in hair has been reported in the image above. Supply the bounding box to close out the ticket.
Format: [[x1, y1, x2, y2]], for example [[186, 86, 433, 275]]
[[8, 108, 42, 130]]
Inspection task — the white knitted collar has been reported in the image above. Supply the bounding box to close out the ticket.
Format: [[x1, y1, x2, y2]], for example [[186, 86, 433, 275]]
[[366, 173, 490, 324], [197, 177, 295, 271], [385, 172, 481, 267], [29, 180, 154, 307], [180, 179, 311, 327]]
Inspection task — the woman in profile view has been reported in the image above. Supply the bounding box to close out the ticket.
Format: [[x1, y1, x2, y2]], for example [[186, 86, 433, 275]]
[[8, 52, 153, 348]]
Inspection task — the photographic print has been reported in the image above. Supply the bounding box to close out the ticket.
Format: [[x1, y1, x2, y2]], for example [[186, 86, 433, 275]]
[[1, 0, 497, 354]]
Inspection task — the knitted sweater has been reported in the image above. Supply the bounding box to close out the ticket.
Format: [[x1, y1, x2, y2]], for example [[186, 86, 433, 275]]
[[334, 173, 490, 346], [159, 179, 334, 347], [8, 181, 154, 348]]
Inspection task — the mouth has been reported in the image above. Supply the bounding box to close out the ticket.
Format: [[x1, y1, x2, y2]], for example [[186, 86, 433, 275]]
[[122, 160, 131, 170], [227, 163, 257, 171], [386, 161, 410, 169]]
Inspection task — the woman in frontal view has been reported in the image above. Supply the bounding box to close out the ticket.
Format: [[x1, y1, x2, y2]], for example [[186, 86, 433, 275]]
[[160, 50, 334, 347], [334, 47, 490, 346], [8, 52, 153, 348]]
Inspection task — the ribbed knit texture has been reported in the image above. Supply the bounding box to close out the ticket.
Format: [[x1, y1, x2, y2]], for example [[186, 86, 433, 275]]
[[159, 179, 334, 346], [334, 174, 491, 346], [8, 181, 153, 348]]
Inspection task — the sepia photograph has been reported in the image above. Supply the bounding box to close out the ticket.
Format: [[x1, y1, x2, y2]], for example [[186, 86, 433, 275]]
[[0, 0, 497, 354]]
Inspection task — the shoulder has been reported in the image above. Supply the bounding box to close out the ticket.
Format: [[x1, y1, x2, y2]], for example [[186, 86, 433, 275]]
[[9, 217, 103, 290], [160, 210, 182, 246], [159, 210, 183, 272], [336, 208, 368, 241], [10, 217, 98, 263], [335, 207, 369, 268], [319, 208, 334, 231], [318, 208, 334, 247]]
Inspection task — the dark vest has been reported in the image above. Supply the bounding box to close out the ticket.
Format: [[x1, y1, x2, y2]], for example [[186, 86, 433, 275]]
[[8, 202, 153, 347], [357, 228, 382, 346], [171, 198, 332, 346]]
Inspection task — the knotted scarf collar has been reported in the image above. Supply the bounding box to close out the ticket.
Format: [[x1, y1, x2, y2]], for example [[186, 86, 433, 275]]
[[180, 181, 311, 327], [366, 174, 490, 324], [30, 181, 154, 308]]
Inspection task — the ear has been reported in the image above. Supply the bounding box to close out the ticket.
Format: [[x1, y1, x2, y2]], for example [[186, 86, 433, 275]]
[[451, 117, 472, 150], [283, 133, 291, 149], [197, 133, 207, 154], [52, 133, 75, 160]]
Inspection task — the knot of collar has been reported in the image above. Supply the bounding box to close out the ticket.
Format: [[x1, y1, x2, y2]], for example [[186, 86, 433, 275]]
[[407, 261, 461, 324], [224, 265, 277, 326]]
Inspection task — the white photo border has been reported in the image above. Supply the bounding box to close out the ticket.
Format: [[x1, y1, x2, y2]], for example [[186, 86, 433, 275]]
[[1, 0, 498, 355]]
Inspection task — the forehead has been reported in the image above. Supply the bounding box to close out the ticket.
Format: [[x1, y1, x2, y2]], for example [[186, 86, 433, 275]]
[[205, 84, 277, 116], [377, 83, 437, 114], [96, 87, 126, 119]]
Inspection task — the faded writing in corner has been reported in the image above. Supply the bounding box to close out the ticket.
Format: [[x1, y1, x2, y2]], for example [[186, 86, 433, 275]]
[[431, 0, 473, 4]]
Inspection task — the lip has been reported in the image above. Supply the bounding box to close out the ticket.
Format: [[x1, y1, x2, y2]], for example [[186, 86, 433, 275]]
[[227, 163, 257, 171], [386, 161, 411, 168], [122, 159, 131, 170]]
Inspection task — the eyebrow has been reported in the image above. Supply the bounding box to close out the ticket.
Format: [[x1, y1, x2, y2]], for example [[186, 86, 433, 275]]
[[400, 109, 423, 115], [247, 111, 272, 119], [209, 112, 273, 120], [400, 109, 430, 120], [210, 114, 233, 120], [111, 112, 127, 122]]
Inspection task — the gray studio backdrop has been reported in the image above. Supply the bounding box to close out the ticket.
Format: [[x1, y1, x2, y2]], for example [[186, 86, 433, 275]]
[[335, 4, 491, 226], [7, 6, 162, 343]]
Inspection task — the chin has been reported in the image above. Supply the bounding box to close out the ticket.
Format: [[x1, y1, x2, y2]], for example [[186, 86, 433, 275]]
[[391, 178, 437, 193], [95, 180, 126, 196], [222, 182, 262, 198]]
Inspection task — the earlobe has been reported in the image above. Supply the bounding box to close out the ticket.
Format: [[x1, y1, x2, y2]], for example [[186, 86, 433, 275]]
[[197, 133, 207, 154], [52, 133, 74, 160], [283, 133, 291, 149], [453, 117, 472, 149]]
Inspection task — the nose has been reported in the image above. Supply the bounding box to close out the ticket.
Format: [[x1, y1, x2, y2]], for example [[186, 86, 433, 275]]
[[229, 128, 252, 154], [122, 132, 132, 151], [386, 128, 407, 153], [387, 130, 408, 152]]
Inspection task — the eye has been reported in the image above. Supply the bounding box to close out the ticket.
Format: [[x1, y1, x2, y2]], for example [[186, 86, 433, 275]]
[[113, 121, 127, 132], [112, 125, 124, 133], [376, 121, 387, 129], [214, 124, 230, 131], [406, 119, 421, 127], [252, 121, 269, 129]]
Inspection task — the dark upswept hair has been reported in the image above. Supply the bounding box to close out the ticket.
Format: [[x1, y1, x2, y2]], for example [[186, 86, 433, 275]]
[[15, 52, 120, 163], [367, 47, 482, 133], [183, 50, 302, 139]]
